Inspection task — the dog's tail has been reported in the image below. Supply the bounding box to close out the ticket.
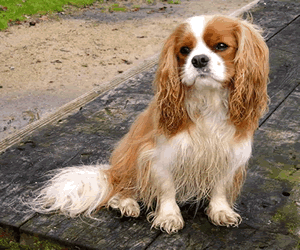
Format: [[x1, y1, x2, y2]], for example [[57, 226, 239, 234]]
[[29, 165, 111, 218]]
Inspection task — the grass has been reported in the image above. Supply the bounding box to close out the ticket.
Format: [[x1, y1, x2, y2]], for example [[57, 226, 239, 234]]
[[0, 227, 28, 250], [108, 3, 127, 12], [167, 0, 181, 4], [0, 0, 98, 30], [0, 0, 181, 30], [0, 227, 68, 250]]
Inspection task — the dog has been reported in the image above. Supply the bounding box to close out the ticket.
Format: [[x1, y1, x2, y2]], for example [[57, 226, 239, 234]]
[[30, 15, 269, 234]]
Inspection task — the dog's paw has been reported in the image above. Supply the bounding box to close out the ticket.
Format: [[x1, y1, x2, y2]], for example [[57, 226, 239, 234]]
[[206, 207, 241, 227], [148, 211, 184, 234], [119, 198, 140, 217], [108, 196, 140, 217]]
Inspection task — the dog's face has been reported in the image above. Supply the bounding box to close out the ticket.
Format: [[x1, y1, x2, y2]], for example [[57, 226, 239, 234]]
[[167, 16, 237, 89]]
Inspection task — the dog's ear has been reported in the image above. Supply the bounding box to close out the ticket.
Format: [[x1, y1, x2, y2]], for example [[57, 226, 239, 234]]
[[155, 24, 189, 136], [229, 20, 269, 137]]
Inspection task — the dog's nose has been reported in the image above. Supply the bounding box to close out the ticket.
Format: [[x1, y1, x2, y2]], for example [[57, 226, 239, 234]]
[[192, 55, 209, 68]]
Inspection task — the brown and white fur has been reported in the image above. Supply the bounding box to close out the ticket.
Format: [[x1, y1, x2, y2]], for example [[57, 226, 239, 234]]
[[30, 15, 269, 234]]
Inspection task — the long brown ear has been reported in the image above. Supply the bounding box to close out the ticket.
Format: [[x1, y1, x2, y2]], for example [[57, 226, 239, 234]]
[[229, 19, 269, 138], [155, 24, 189, 136]]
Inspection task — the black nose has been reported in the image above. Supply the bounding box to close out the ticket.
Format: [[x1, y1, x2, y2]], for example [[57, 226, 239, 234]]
[[191, 55, 209, 68]]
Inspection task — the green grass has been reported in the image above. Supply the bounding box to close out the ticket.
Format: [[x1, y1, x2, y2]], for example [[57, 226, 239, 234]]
[[167, 0, 181, 4], [0, 0, 98, 30], [108, 3, 127, 12], [0, 227, 68, 250]]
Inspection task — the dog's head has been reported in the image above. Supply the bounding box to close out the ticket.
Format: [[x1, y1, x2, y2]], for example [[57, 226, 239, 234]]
[[155, 15, 269, 136]]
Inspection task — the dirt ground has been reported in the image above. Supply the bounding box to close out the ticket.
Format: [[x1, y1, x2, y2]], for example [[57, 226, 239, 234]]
[[0, 0, 256, 140]]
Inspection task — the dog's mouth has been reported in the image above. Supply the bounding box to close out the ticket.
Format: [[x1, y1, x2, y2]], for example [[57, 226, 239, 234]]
[[192, 70, 224, 88], [198, 73, 210, 79], [197, 67, 211, 78], [194, 68, 213, 82], [181, 67, 223, 87]]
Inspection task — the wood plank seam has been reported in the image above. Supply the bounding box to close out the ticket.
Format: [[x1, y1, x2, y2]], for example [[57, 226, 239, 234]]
[[259, 82, 300, 128], [258, 15, 300, 127], [266, 15, 300, 42]]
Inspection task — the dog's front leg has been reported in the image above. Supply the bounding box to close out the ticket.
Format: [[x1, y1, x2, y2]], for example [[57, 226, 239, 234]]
[[148, 161, 184, 234], [207, 139, 251, 227], [206, 176, 242, 227]]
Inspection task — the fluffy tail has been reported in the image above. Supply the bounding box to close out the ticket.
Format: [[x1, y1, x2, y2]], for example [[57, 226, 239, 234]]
[[29, 165, 111, 218]]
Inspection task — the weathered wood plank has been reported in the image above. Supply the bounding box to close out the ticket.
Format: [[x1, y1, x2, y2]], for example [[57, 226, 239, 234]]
[[267, 15, 300, 54], [251, 0, 300, 40], [147, 228, 297, 249], [262, 16, 300, 123], [241, 86, 300, 231], [20, 210, 160, 249]]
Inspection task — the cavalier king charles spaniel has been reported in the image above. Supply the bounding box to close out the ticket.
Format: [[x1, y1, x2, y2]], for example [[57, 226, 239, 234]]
[[31, 15, 269, 234]]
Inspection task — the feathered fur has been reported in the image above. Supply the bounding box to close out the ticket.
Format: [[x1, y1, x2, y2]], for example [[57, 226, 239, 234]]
[[229, 18, 269, 138], [28, 15, 269, 234]]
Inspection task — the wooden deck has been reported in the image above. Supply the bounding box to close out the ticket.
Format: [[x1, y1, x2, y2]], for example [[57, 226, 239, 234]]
[[0, 0, 299, 249]]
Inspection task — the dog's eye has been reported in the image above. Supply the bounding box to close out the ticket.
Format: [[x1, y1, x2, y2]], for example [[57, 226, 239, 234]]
[[180, 46, 191, 55], [214, 43, 228, 51]]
